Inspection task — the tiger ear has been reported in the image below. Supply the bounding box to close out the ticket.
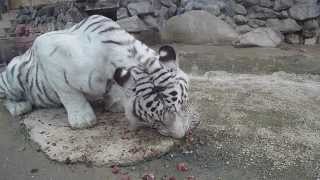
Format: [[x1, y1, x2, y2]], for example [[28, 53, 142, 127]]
[[113, 67, 131, 87], [159, 45, 176, 63]]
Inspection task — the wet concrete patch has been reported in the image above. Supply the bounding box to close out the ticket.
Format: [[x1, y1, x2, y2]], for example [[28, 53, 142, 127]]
[[21, 108, 176, 166]]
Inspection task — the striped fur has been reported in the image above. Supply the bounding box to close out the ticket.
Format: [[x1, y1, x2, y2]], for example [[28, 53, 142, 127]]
[[0, 15, 196, 137], [0, 48, 60, 107]]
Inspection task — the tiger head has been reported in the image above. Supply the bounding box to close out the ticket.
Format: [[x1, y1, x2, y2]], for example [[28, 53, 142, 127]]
[[113, 45, 200, 138]]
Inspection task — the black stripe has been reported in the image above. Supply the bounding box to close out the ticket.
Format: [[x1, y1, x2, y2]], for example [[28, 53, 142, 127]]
[[158, 75, 173, 84], [2, 73, 15, 97], [63, 71, 70, 85], [9, 64, 17, 79], [101, 40, 125, 45], [91, 24, 103, 32], [38, 62, 60, 102], [88, 70, 94, 90], [18, 60, 29, 72], [49, 47, 58, 56], [84, 19, 109, 32], [0, 73, 9, 90], [149, 67, 162, 74], [35, 64, 43, 94], [98, 26, 121, 34], [128, 46, 138, 58], [17, 73, 25, 92], [177, 77, 188, 84], [180, 83, 185, 97], [71, 17, 89, 32], [36, 93, 47, 107], [87, 35, 91, 43], [28, 77, 35, 103], [148, 58, 156, 67], [53, 91, 59, 101], [136, 81, 151, 87], [0, 73, 6, 91], [153, 71, 167, 82], [41, 84, 57, 105], [132, 98, 139, 119], [25, 68, 32, 83], [136, 75, 150, 82], [137, 55, 143, 63], [135, 87, 152, 95]]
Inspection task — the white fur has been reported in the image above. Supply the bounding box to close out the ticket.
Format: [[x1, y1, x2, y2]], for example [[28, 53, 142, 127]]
[[0, 15, 157, 129], [159, 50, 168, 57]]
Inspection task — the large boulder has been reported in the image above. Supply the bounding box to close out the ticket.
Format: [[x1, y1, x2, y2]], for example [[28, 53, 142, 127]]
[[230, 2, 247, 15], [248, 5, 280, 19], [127, 1, 153, 16], [117, 16, 150, 32], [160, 10, 238, 45], [289, 3, 320, 20], [266, 18, 302, 33], [234, 15, 248, 25], [233, 27, 283, 47]]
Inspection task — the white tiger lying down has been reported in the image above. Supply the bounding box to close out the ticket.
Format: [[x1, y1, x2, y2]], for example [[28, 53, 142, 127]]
[[0, 15, 199, 138]]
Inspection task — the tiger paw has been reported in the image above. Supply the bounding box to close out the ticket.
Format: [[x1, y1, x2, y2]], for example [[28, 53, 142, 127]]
[[4, 100, 32, 116], [105, 102, 124, 113], [68, 110, 97, 129]]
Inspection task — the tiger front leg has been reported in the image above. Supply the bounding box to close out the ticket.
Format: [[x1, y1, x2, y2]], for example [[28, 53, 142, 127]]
[[4, 100, 32, 116], [57, 89, 97, 129]]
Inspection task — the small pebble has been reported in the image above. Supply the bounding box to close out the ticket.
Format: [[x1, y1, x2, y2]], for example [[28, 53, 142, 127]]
[[186, 176, 196, 180], [111, 165, 120, 174], [30, 168, 39, 174], [176, 162, 189, 172], [142, 173, 155, 180], [18, 147, 26, 152]]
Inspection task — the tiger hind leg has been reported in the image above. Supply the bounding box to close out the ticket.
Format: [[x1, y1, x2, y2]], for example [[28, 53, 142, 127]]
[[4, 100, 32, 116]]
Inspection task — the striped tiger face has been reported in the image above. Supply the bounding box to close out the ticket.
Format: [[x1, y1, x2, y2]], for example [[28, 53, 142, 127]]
[[114, 45, 200, 138]]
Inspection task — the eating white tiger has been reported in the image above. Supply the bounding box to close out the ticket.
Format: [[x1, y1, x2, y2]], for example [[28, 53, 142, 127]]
[[0, 15, 199, 138]]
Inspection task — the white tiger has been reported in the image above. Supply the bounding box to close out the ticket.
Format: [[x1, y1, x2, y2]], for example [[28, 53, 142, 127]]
[[0, 15, 199, 138]]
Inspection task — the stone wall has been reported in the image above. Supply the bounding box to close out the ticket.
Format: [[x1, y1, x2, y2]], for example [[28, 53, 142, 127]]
[[180, 0, 320, 45], [11, 0, 320, 45], [117, 0, 320, 45]]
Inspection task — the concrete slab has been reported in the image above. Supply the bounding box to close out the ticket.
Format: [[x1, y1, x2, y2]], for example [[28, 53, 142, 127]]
[[190, 72, 320, 172], [166, 44, 320, 75], [21, 108, 176, 166]]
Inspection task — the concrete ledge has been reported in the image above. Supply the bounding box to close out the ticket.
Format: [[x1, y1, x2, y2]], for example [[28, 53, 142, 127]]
[[22, 108, 176, 166], [172, 44, 320, 75]]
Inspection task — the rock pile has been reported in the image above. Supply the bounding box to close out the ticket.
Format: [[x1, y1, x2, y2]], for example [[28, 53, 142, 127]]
[[115, 0, 180, 44], [8, 0, 320, 46], [16, 2, 86, 33], [177, 0, 320, 45]]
